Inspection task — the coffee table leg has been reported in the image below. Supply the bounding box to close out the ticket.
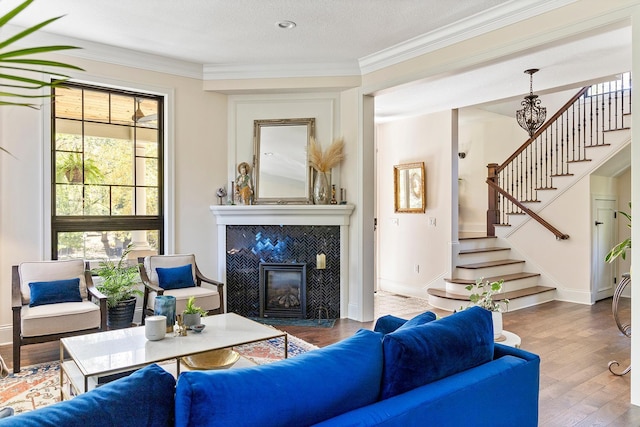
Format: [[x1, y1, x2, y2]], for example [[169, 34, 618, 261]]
[[59, 342, 64, 401], [284, 335, 288, 359]]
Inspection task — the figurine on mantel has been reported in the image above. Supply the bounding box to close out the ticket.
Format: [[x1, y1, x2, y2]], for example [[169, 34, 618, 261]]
[[235, 162, 253, 205]]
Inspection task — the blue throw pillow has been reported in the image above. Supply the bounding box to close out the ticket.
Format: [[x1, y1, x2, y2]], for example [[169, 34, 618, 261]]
[[374, 311, 436, 334], [398, 310, 437, 330], [175, 329, 384, 427], [380, 306, 494, 399], [29, 278, 82, 307], [156, 264, 195, 290]]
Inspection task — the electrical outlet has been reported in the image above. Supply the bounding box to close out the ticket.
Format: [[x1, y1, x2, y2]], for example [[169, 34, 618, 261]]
[[391, 218, 399, 225]]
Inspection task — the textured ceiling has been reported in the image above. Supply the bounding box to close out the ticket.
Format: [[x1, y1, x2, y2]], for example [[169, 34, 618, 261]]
[[4, 0, 509, 66], [0, 0, 629, 122]]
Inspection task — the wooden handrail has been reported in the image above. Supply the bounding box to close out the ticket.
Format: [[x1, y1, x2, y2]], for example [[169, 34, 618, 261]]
[[486, 179, 569, 240], [496, 86, 591, 174]]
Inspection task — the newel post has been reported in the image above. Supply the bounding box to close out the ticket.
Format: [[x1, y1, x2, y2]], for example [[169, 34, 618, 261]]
[[486, 163, 499, 237]]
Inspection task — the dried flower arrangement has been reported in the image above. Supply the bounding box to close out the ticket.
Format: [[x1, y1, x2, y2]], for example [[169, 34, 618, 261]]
[[308, 137, 345, 172]]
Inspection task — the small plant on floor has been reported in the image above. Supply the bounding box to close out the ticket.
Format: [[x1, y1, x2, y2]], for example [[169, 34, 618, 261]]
[[465, 278, 508, 312], [183, 296, 207, 316]]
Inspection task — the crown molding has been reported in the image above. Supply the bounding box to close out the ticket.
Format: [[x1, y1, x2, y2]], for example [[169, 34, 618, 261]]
[[359, 0, 578, 74], [4, 24, 204, 80], [202, 61, 361, 81]]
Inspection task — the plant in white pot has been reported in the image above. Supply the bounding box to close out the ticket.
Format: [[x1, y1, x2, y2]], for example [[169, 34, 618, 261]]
[[465, 278, 509, 340], [94, 245, 143, 329], [183, 296, 207, 328]]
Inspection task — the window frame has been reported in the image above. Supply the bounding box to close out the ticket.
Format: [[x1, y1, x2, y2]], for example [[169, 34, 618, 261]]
[[50, 81, 165, 260]]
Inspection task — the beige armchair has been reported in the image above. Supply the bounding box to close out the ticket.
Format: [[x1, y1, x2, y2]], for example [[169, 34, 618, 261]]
[[12, 259, 107, 373], [139, 254, 224, 324]]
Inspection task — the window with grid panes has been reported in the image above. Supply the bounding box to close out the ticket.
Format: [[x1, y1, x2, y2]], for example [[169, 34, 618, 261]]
[[51, 82, 163, 261]]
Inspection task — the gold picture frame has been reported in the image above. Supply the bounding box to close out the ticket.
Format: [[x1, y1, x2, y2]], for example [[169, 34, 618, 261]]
[[394, 162, 426, 213]]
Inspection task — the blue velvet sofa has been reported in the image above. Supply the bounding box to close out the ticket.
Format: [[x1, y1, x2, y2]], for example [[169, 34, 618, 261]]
[[0, 306, 540, 427]]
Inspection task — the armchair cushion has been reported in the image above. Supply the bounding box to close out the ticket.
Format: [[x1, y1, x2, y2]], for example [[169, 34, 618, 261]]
[[380, 306, 494, 399], [28, 278, 82, 307], [147, 286, 219, 313], [21, 301, 101, 337], [144, 255, 196, 285], [19, 259, 87, 305], [156, 264, 195, 290]]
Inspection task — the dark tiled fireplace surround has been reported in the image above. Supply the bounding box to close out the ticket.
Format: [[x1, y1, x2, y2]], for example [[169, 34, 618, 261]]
[[226, 225, 340, 319], [210, 204, 354, 320]]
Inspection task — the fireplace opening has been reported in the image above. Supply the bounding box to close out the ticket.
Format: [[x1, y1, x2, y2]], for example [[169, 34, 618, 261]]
[[259, 263, 306, 318]]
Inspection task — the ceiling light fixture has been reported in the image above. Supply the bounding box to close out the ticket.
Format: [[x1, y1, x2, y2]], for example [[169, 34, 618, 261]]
[[276, 20, 296, 29], [516, 68, 546, 138]]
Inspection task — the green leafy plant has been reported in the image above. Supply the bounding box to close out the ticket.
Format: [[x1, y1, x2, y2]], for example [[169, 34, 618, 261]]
[[465, 278, 508, 312], [183, 296, 207, 316], [94, 245, 142, 308], [56, 152, 104, 183], [605, 202, 631, 264], [0, 0, 83, 154]]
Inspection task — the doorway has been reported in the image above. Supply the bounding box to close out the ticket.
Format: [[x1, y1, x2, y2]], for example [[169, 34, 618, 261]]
[[592, 197, 617, 302]]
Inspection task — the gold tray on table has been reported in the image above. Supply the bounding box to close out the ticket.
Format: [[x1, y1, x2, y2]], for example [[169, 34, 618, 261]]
[[181, 349, 240, 370]]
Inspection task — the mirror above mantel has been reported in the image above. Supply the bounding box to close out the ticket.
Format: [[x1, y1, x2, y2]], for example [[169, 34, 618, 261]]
[[253, 118, 315, 204]]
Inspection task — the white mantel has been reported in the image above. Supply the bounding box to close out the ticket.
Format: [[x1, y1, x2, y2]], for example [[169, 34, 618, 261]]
[[210, 204, 355, 317], [209, 204, 355, 225]]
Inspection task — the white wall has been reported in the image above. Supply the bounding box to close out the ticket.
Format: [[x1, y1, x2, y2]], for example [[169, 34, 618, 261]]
[[228, 93, 341, 193], [458, 109, 524, 233], [0, 55, 228, 344], [376, 110, 453, 297]]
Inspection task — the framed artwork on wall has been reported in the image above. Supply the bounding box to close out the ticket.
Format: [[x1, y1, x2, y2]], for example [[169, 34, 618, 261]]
[[394, 162, 426, 213]]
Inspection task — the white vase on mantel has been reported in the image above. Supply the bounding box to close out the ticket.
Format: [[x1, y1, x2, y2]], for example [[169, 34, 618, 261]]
[[492, 311, 503, 340]]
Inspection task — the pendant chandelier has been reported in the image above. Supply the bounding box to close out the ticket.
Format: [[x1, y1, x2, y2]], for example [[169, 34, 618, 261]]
[[516, 68, 546, 138]]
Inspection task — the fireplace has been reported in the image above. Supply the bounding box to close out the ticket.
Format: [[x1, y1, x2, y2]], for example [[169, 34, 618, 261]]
[[259, 263, 306, 318], [210, 204, 354, 319]]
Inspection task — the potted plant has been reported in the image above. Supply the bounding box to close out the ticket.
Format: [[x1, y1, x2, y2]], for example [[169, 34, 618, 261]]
[[183, 296, 207, 328], [465, 278, 508, 340], [56, 152, 104, 184], [605, 202, 631, 266], [94, 245, 143, 329]]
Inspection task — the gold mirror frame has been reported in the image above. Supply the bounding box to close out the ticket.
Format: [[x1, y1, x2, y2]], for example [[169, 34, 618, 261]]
[[253, 118, 315, 204], [394, 162, 426, 213]]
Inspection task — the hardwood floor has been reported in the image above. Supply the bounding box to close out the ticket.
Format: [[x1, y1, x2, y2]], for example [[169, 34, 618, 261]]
[[2, 296, 640, 426]]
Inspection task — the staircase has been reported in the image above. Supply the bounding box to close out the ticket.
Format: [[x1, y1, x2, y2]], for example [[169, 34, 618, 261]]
[[428, 72, 632, 312], [428, 236, 556, 311]]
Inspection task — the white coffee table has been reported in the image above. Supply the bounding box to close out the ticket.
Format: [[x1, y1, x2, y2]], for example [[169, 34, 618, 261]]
[[60, 313, 287, 399]]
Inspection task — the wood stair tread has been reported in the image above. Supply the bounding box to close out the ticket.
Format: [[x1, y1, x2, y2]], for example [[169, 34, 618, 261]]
[[457, 259, 524, 269], [459, 247, 510, 255], [459, 236, 496, 241], [427, 285, 556, 302], [445, 272, 541, 285]]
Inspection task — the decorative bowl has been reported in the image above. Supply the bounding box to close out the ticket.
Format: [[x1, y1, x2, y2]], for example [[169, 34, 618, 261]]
[[181, 349, 240, 370], [190, 324, 206, 333]]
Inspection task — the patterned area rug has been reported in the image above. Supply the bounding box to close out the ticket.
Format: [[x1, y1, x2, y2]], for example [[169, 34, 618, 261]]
[[0, 333, 317, 415], [249, 317, 336, 328]]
